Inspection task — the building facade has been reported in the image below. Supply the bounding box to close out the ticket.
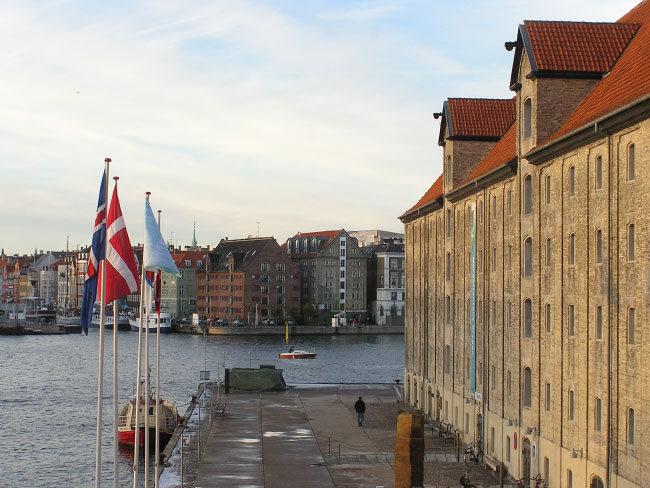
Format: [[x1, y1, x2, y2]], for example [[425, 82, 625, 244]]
[[284, 230, 368, 325], [370, 242, 405, 326], [197, 237, 300, 324], [400, 4, 650, 488], [160, 250, 204, 319]]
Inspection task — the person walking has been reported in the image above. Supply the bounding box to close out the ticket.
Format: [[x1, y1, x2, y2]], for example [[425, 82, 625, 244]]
[[354, 396, 366, 427]]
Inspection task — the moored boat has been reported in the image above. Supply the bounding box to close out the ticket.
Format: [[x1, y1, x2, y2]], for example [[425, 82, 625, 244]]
[[91, 310, 131, 330], [129, 312, 173, 333], [117, 390, 179, 447], [278, 348, 317, 359]]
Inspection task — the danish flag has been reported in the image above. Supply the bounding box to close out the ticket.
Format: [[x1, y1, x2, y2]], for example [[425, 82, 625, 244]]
[[98, 185, 139, 303]]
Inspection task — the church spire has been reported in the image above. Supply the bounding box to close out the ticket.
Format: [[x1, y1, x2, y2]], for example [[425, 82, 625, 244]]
[[191, 221, 198, 251]]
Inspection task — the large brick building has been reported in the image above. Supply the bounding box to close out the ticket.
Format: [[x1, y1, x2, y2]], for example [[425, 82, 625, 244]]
[[196, 237, 300, 324], [400, 3, 650, 487]]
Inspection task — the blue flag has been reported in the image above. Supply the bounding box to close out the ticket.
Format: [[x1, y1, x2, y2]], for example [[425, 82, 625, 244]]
[[143, 199, 180, 276], [80, 172, 107, 334]]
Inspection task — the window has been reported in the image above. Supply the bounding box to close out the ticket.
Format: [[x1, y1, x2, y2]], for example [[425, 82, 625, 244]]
[[568, 304, 575, 336], [508, 189, 512, 215], [508, 302, 512, 329], [506, 436, 511, 462], [596, 229, 603, 263], [261, 285, 269, 294], [524, 237, 532, 276], [545, 382, 551, 411], [446, 253, 451, 281], [569, 165, 575, 196], [628, 143, 635, 181], [446, 155, 451, 185], [507, 371, 512, 398], [569, 233, 575, 265], [569, 389, 575, 420], [523, 98, 532, 139], [627, 408, 635, 445], [596, 306, 603, 340], [276, 285, 285, 294], [446, 209, 451, 237], [524, 175, 532, 214], [261, 262, 270, 272], [523, 367, 532, 407], [627, 307, 635, 344], [595, 398, 602, 432], [595, 155, 603, 190], [523, 299, 532, 338], [491, 365, 496, 391], [493, 195, 497, 219], [508, 245, 512, 270], [276, 263, 285, 272], [444, 345, 451, 373], [545, 174, 551, 204], [544, 458, 550, 487], [545, 238, 551, 267], [545, 303, 551, 332], [592, 476, 604, 488], [628, 224, 635, 261], [490, 427, 495, 453], [567, 470, 573, 488], [446, 296, 451, 324]]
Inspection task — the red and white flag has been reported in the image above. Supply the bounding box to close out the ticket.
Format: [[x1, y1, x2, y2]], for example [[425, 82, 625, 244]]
[[98, 186, 139, 302]]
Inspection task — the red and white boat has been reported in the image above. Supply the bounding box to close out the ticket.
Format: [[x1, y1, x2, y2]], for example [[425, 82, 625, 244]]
[[278, 348, 317, 359], [117, 390, 180, 447]]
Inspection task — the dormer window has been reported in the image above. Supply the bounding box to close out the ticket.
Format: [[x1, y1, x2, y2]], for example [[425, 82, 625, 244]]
[[445, 155, 451, 186], [523, 98, 532, 140]]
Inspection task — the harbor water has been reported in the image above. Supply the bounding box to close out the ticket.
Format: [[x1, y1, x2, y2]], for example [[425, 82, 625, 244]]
[[0, 331, 403, 487]]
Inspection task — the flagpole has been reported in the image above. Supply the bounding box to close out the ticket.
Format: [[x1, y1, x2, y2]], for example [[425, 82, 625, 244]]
[[133, 193, 151, 488], [144, 289, 150, 488], [154, 209, 161, 488], [111, 177, 120, 488], [95, 158, 110, 488]]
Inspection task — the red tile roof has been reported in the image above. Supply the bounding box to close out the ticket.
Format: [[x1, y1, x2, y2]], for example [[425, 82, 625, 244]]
[[459, 123, 517, 187], [540, 1, 650, 144], [172, 250, 207, 268], [447, 98, 516, 138], [399, 174, 443, 219], [525, 20, 639, 73], [288, 230, 341, 241]]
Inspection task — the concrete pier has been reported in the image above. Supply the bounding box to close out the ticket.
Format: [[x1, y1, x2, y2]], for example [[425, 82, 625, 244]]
[[188, 384, 511, 488]]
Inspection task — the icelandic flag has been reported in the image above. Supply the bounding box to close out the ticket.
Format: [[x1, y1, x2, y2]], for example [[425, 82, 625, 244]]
[[143, 199, 180, 277], [98, 185, 139, 303], [80, 172, 107, 334]]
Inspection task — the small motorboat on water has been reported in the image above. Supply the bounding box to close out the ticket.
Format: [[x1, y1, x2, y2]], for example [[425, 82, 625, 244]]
[[278, 346, 317, 359], [129, 312, 173, 333], [117, 389, 180, 447]]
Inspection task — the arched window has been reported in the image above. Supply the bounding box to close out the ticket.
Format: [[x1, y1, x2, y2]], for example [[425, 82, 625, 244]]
[[446, 252, 451, 281], [545, 303, 551, 332], [568, 470, 573, 488], [595, 229, 603, 263], [627, 307, 635, 344], [569, 165, 576, 196], [591, 476, 604, 488], [446, 209, 452, 237], [569, 389, 575, 420], [545, 382, 551, 411], [627, 408, 635, 445], [569, 233, 575, 265], [506, 436, 511, 462], [595, 155, 603, 190], [544, 457, 550, 486], [595, 398, 602, 432], [545, 174, 551, 204], [628, 224, 635, 261], [524, 298, 532, 338], [628, 143, 635, 181], [523, 175, 532, 214], [493, 195, 497, 219], [545, 238, 551, 266], [523, 367, 532, 407], [445, 296, 451, 324], [524, 237, 533, 276], [595, 305, 603, 340], [568, 304, 575, 336], [523, 98, 532, 139]]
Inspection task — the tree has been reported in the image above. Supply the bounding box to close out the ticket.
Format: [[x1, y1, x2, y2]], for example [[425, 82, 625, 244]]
[[288, 306, 300, 323], [302, 303, 315, 326], [270, 306, 281, 322]]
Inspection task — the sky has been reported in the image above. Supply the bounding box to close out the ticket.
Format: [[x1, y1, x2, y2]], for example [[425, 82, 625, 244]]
[[0, 0, 640, 255]]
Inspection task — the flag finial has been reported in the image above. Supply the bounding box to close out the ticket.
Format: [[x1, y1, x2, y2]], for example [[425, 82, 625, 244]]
[[104, 158, 111, 163]]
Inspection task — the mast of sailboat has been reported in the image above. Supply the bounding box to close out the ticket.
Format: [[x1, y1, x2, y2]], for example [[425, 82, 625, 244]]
[[94, 158, 110, 488], [132, 192, 150, 488]]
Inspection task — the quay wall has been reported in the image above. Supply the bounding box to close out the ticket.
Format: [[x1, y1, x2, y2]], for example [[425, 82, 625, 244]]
[[177, 325, 404, 336]]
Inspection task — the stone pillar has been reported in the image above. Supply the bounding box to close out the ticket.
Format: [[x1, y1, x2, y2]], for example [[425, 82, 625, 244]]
[[394, 411, 424, 488]]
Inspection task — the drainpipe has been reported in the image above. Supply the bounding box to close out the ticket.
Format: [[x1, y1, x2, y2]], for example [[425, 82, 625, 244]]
[[594, 122, 612, 488]]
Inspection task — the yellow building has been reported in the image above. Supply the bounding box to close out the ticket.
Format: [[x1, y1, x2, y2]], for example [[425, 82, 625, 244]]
[[400, 3, 650, 487]]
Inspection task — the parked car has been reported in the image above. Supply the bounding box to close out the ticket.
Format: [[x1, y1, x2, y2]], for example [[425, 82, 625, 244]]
[[215, 318, 229, 326], [286, 319, 295, 326], [262, 318, 275, 326], [232, 319, 245, 327]]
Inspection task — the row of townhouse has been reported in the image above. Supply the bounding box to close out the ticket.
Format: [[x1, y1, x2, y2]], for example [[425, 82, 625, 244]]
[[400, 2, 650, 487]]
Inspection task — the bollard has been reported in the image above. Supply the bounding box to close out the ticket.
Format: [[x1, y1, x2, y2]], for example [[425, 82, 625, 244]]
[[394, 412, 424, 488]]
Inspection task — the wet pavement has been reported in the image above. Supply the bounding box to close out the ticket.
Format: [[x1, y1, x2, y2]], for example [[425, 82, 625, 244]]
[[193, 384, 511, 488]]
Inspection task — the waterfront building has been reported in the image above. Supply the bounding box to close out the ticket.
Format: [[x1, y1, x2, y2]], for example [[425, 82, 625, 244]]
[[366, 242, 405, 326], [399, 3, 650, 487], [197, 237, 300, 324], [160, 250, 204, 319], [284, 230, 368, 325]]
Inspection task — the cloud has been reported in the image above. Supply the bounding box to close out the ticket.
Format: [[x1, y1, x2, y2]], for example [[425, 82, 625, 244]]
[[317, 3, 402, 22]]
